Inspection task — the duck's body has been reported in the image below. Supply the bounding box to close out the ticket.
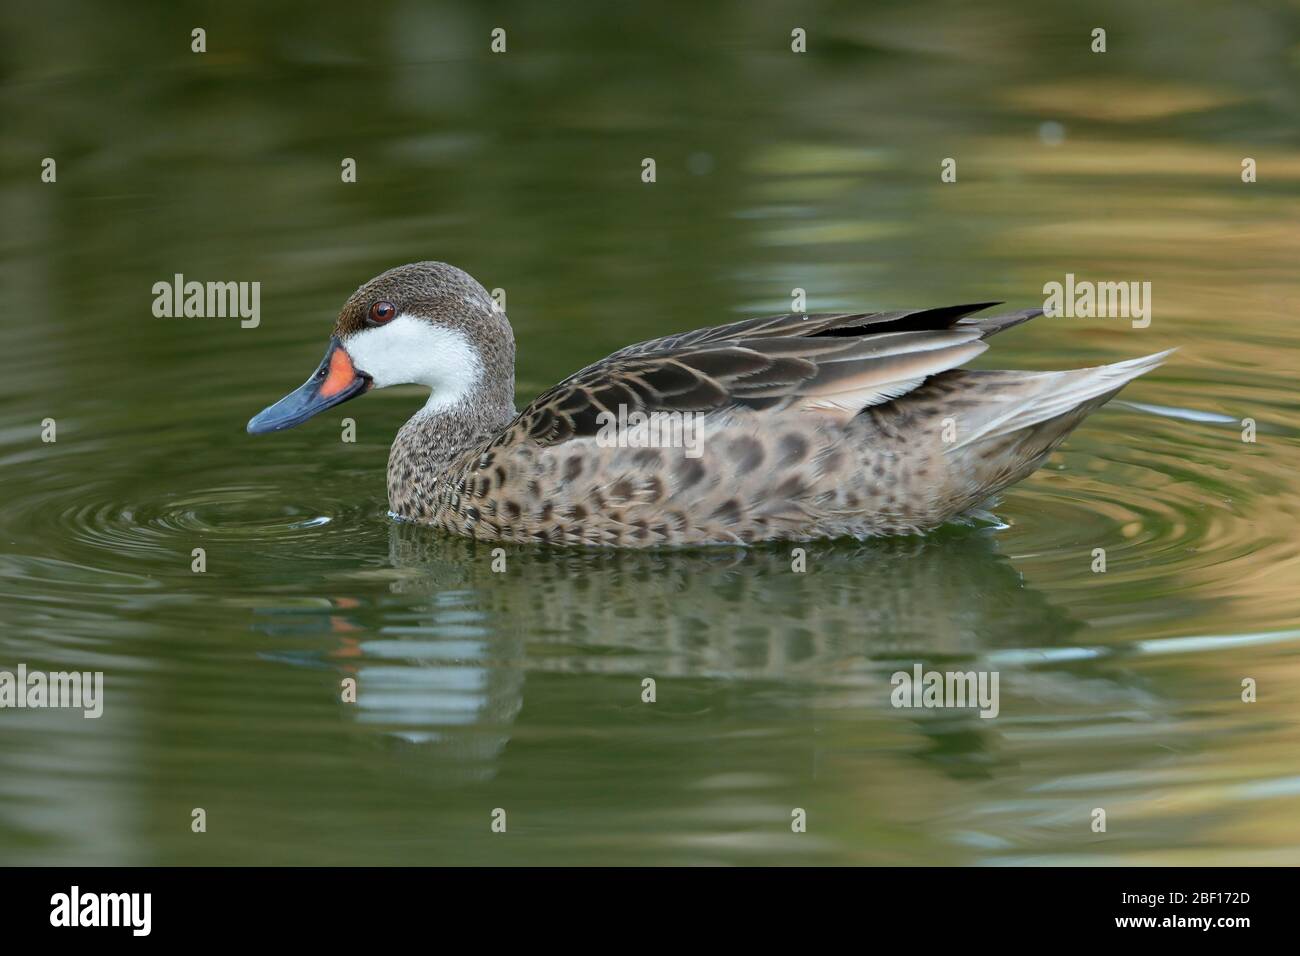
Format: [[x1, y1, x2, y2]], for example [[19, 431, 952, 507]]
[[249, 262, 1169, 547]]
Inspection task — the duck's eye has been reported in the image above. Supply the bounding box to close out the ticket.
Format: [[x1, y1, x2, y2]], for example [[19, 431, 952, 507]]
[[367, 301, 397, 326]]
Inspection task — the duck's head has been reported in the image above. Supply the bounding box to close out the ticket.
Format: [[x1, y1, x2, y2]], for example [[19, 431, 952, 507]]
[[247, 261, 514, 434]]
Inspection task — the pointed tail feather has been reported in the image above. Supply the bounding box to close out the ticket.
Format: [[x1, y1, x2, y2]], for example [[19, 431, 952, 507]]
[[949, 349, 1174, 451], [957, 307, 1044, 340]]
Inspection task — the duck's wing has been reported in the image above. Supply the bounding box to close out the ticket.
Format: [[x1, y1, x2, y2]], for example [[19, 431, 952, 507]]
[[509, 304, 1040, 446]]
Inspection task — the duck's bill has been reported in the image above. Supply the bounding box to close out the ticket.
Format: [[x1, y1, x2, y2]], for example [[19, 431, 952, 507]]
[[246, 338, 372, 434]]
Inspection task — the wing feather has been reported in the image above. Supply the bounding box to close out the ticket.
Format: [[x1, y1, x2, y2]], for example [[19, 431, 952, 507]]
[[503, 304, 1032, 446]]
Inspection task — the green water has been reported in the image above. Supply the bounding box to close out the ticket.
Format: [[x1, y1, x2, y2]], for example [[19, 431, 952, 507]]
[[2, 2, 1298, 864]]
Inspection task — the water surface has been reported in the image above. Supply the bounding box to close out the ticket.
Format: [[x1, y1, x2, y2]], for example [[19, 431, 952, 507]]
[[1, 1, 1298, 864]]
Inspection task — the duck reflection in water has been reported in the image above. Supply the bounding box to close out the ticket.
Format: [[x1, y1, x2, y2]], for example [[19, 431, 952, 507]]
[[252, 520, 1175, 788]]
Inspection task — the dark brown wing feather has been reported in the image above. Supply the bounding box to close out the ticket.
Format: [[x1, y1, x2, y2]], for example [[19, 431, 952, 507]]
[[507, 304, 1039, 447]]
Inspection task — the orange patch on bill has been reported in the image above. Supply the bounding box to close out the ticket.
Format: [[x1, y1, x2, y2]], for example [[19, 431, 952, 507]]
[[319, 347, 357, 398]]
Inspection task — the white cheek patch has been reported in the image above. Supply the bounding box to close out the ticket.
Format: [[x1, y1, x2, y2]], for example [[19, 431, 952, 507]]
[[343, 314, 482, 411]]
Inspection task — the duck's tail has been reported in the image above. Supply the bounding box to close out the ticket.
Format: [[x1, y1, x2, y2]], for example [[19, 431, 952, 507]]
[[948, 349, 1174, 452], [941, 349, 1173, 501]]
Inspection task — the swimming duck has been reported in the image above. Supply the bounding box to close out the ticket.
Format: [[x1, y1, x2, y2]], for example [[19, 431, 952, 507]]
[[247, 261, 1169, 547]]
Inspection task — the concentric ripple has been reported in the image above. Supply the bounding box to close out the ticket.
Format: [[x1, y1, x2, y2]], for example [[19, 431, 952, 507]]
[[993, 395, 1299, 630], [0, 439, 387, 589]]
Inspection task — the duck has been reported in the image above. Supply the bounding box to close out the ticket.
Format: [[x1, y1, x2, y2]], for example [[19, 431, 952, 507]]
[[247, 261, 1170, 547]]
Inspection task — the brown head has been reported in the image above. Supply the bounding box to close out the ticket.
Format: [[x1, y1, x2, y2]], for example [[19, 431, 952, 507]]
[[247, 262, 515, 434]]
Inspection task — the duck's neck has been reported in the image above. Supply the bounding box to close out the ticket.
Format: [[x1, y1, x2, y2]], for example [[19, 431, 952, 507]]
[[387, 390, 516, 516]]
